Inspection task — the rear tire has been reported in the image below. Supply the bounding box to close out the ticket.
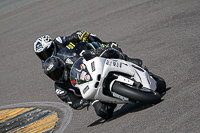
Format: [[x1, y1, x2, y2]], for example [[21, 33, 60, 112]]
[[112, 82, 161, 104]]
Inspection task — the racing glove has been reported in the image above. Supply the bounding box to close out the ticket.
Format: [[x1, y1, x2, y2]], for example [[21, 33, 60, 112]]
[[76, 30, 90, 42]]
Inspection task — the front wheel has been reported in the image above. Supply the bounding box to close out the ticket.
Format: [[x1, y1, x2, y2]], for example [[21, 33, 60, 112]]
[[112, 82, 161, 104], [149, 72, 166, 94]]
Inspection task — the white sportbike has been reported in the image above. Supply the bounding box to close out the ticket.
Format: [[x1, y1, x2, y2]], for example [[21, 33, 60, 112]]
[[70, 55, 166, 104]]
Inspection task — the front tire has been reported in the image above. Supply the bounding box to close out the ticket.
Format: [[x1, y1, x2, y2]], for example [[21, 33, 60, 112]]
[[112, 82, 161, 104]]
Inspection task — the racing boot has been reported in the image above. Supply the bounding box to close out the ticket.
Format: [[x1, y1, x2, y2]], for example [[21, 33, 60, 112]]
[[92, 100, 117, 120], [104, 103, 117, 120]]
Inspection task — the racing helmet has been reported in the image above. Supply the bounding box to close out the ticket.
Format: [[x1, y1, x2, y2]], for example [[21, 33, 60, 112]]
[[43, 56, 68, 82], [34, 35, 56, 61]]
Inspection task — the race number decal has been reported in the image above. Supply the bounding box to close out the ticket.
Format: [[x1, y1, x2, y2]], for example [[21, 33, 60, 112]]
[[106, 60, 122, 68]]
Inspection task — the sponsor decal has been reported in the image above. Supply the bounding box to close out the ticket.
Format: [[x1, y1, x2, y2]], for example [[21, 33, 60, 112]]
[[47, 63, 54, 71], [113, 92, 129, 101], [56, 89, 64, 95], [56, 37, 62, 43], [67, 42, 75, 49], [35, 42, 43, 52], [80, 71, 87, 80], [83, 85, 89, 94], [80, 64, 86, 69], [85, 74, 91, 81], [66, 58, 73, 64], [91, 61, 95, 72]]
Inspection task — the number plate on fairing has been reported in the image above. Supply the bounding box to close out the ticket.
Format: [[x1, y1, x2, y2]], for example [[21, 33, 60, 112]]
[[106, 60, 122, 68]]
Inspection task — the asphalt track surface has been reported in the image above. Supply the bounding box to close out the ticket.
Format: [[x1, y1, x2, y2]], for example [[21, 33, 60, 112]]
[[0, 0, 199, 133]]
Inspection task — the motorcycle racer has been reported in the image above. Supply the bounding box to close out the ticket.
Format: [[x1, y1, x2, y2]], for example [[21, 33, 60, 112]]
[[33, 30, 142, 66], [34, 30, 120, 62], [43, 56, 116, 119], [34, 30, 143, 119]]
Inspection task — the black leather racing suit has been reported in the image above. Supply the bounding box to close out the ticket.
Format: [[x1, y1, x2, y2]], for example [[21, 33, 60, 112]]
[[55, 80, 89, 110], [52, 30, 121, 55]]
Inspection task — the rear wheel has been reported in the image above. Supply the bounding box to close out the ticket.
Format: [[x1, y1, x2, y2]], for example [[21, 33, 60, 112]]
[[149, 72, 166, 94], [112, 81, 161, 104]]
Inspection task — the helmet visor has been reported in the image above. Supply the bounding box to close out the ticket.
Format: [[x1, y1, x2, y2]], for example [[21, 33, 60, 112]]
[[36, 43, 54, 61], [43, 56, 65, 82], [47, 67, 64, 81]]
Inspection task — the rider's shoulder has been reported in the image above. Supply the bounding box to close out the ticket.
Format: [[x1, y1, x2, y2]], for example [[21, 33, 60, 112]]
[[54, 36, 67, 44]]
